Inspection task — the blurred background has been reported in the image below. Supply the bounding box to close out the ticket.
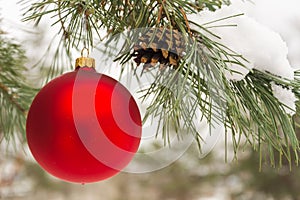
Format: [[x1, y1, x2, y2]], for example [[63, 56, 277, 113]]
[[2, 135, 300, 200], [1, 0, 300, 199]]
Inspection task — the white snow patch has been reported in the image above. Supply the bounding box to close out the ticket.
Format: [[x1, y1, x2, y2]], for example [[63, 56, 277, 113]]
[[271, 83, 296, 115], [188, 4, 295, 81], [230, 0, 300, 69]]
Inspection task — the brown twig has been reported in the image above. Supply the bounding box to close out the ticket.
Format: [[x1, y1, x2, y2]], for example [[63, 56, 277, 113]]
[[180, 7, 192, 36], [157, 1, 164, 25], [100, 0, 107, 8], [57, 0, 70, 40]]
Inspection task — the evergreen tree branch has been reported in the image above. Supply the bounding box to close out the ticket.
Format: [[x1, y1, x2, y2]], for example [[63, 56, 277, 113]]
[[18, 0, 300, 167], [0, 35, 37, 142], [228, 70, 299, 167]]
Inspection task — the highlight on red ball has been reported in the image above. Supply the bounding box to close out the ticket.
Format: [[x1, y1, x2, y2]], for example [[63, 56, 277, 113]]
[[72, 67, 142, 173]]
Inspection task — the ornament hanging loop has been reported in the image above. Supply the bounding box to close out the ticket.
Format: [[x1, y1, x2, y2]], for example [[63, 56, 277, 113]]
[[81, 47, 90, 57], [75, 47, 95, 69]]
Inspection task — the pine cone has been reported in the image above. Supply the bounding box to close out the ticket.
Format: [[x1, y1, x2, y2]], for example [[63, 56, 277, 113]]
[[132, 28, 185, 71]]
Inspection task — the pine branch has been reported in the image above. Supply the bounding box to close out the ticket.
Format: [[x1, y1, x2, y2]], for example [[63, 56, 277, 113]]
[[228, 70, 299, 167], [0, 35, 37, 142], [0, 83, 26, 114], [18, 0, 300, 167]]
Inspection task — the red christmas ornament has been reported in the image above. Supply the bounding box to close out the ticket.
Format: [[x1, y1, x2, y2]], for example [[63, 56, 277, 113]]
[[26, 50, 142, 183]]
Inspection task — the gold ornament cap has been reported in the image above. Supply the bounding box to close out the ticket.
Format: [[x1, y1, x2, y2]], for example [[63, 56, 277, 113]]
[[75, 48, 95, 68]]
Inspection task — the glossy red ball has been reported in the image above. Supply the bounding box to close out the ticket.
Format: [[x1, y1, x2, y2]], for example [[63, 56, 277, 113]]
[[26, 67, 142, 183]]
